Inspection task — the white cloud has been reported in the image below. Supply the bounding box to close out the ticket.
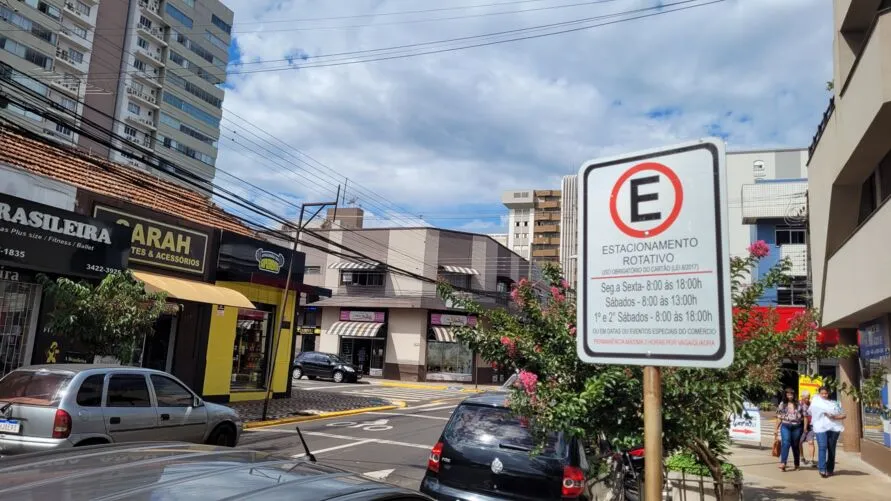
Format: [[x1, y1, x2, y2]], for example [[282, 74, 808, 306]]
[[215, 0, 833, 231]]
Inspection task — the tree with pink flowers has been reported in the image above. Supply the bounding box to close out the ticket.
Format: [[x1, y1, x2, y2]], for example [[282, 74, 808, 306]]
[[438, 240, 855, 499]]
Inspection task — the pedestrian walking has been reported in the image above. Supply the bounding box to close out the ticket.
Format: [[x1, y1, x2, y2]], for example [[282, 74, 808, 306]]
[[799, 390, 816, 466], [774, 387, 804, 471], [810, 386, 846, 478]]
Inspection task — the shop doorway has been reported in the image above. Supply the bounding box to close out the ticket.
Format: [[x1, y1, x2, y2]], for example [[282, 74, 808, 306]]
[[231, 305, 275, 391], [339, 337, 385, 376], [301, 335, 317, 353], [143, 314, 177, 373]]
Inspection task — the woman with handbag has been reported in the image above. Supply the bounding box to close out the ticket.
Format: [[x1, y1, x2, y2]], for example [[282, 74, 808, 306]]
[[774, 387, 804, 471]]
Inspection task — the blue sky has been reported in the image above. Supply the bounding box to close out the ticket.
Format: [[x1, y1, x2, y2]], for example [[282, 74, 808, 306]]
[[214, 0, 833, 233]]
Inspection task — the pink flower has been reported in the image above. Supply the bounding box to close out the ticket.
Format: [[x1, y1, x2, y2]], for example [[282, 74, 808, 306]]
[[518, 416, 530, 428], [567, 323, 577, 337], [518, 277, 529, 287], [500, 336, 517, 357], [747, 240, 770, 258], [560, 279, 569, 290], [509, 288, 519, 301], [517, 370, 539, 396], [534, 345, 543, 353], [490, 361, 499, 369]]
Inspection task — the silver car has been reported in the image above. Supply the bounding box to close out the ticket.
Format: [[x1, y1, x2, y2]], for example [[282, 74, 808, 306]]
[[0, 365, 242, 456]]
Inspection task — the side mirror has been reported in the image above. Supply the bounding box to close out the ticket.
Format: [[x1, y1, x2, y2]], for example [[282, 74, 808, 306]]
[[193, 397, 204, 408]]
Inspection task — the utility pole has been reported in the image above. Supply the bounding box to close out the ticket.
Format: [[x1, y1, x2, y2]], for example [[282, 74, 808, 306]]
[[261, 194, 339, 421]]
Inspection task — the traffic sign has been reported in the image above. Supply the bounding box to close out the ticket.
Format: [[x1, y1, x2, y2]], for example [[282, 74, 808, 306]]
[[576, 138, 732, 368]]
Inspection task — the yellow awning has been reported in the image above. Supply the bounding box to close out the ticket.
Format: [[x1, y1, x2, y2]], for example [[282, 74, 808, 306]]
[[133, 271, 256, 309]]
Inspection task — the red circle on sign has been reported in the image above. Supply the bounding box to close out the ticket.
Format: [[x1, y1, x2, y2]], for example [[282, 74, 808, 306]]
[[609, 162, 684, 238]]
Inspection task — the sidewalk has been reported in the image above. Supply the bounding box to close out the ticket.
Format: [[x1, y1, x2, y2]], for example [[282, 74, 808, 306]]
[[730, 444, 891, 500], [228, 390, 390, 422]]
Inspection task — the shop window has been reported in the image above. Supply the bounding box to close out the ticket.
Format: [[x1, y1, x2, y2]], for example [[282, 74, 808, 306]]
[[440, 273, 469, 289], [341, 270, 384, 287], [106, 375, 151, 407], [150, 375, 193, 407], [304, 265, 320, 275], [75, 374, 105, 407], [231, 308, 272, 390], [426, 331, 473, 379], [775, 227, 806, 245]]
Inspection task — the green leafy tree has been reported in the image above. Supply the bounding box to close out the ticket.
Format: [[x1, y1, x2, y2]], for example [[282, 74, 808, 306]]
[[39, 270, 167, 365], [439, 241, 855, 499]]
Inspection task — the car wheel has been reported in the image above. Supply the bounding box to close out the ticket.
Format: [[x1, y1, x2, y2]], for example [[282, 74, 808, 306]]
[[333, 371, 345, 383], [207, 424, 237, 447], [292, 367, 303, 379]]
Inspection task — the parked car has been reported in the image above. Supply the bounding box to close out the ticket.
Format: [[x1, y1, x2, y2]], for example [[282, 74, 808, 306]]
[[420, 392, 590, 500], [0, 442, 434, 500], [293, 352, 361, 383], [0, 365, 242, 456]]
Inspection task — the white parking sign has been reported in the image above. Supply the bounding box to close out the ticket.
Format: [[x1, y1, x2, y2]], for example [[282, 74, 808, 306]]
[[576, 138, 733, 368]]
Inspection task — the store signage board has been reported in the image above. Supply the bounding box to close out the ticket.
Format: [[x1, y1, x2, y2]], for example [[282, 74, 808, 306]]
[[576, 138, 733, 368], [93, 205, 208, 275], [0, 193, 131, 278]]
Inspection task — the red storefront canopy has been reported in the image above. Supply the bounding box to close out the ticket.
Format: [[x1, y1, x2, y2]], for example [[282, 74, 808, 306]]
[[733, 306, 839, 345]]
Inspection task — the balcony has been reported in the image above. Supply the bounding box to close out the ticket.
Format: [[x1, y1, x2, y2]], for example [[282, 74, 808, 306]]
[[126, 113, 157, 131], [138, 0, 164, 23], [63, 2, 95, 27], [126, 86, 159, 107], [58, 26, 92, 50], [535, 211, 560, 221], [740, 181, 808, 223], [535, 224, 558, 233], [780, 244, 808, 277], [532, 237, 560, 245], [137, 23, 167, 46], [132, 66, 163, 87], [532, 248, 558, 258], [48, 77, 81, 96], [536, 200, 560, 209], [135, 46, 165, 66], [54, 48, 88, 74]]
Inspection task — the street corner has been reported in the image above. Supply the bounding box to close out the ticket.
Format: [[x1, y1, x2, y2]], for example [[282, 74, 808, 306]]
[[243, 404, 401, 429]]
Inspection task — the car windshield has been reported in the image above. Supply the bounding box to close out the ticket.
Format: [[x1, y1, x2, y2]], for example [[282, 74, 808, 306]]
[[0, 370, 72, 406], [328, 354, 346, 364], [444, 404, 565, 458]]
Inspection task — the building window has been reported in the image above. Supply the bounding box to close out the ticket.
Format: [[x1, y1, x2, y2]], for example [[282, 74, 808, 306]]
[[426, 337, 473, 380], [211, 14, 231, 34], [137, 37, 149, 49], [67, 48, 84, 63], [205, 30, 228, 51], [159, 112, 218, 147], [859, 171, 878, 225], [878, 150, 891, 203], [304, 265, 321, 274], [0, 36, 51, 70], [124, 125, 138, 136], [775, 227, 806, 245], [162, 91, 220, 127], [165, 4, 193, 28], [74, 1, 90, 16], [58, 97, 76, 111], [138, 15, 152, 29], [181, 0, 195, 7], [54, 122, 72, 136], [33, 0, 61, 20], [231, 308, 273, 391], [440, 273, 470, 289], [133, 58, 146, 71], [165, 73, 222, 108], [128, 102, 140, 114], [340, 271, 384, 287], [777, 288, 808, 306], [0, 6, 57, 45]]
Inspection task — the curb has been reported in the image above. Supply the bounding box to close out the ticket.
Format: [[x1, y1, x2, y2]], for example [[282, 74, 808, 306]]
[[243, 404, 403, 429], [376, 381, 488, 392]]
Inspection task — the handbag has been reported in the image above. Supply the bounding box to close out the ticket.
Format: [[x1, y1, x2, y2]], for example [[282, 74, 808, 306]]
[[771, 438, 781, 457]]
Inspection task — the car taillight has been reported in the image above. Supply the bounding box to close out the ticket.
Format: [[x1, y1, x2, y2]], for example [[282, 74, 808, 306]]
[[628, 447, 645, 457], [562, 465, 585, 498], [427, 441, 443, 473], [52, 409, 72, 439]]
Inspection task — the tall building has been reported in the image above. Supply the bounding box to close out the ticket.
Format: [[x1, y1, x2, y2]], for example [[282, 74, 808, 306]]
[[558, 149, 809, 289], [501, 189, 562, 266], [808, 0, 891, 474], [0, 0, 232, 189], [0, 0, 99, 145]]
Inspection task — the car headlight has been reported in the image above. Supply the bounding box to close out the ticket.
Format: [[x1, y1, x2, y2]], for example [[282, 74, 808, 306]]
[[343, 366, 355, 372]]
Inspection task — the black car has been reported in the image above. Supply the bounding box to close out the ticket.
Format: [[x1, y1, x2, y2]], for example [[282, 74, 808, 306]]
[[0, 442, 433, 500], [420, 392, 590, 500], [293, 351, 361, 383]]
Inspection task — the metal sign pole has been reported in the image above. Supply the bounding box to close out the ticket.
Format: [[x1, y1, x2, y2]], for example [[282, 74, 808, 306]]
[[644, 366, 663, 501]]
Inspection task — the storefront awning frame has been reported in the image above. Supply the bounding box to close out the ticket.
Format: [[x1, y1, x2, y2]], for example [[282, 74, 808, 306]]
[[133, 271, 256, 309], [439, 265, 479, 275], [328, 261, 382, 270], [328, 321, 385, 338], [431, 326, 457, 343]]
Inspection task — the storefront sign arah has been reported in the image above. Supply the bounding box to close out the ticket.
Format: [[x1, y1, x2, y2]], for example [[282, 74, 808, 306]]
[[94, 205, 208, 275], [0, 193, 131, 277]]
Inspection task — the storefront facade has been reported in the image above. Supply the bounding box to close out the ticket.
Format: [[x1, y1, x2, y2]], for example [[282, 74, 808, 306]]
[[426, 312, 477, 382], [0, 192, 131, 377], [859, 317, 891, 457], [206, 231, 307, 402]]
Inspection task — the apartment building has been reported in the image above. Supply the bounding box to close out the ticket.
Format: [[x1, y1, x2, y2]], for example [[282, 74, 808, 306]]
[[82, 0, 232, 187], [0, 0, 98, 145], [558, 149, 809, 289], [808, 0, 891, 474], [291, 210, 535, 383], [501, 189, 562, 266]]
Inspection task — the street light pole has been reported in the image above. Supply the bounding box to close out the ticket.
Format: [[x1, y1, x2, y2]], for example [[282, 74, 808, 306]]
[[260, 197, 338, 421]]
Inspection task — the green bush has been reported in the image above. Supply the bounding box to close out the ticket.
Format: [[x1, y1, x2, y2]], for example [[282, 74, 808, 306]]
[[666, 452, 742, 482]]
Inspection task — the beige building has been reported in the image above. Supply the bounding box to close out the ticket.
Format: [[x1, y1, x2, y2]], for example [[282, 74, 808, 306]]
[[808, 0, 891, 475], [501, 189, 562, 266], [0, 0, 232, 187], [293, 209, 535, 383]]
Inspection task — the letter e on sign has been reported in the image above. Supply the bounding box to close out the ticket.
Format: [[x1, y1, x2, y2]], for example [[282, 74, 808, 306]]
[[576, 138, 733, 369]]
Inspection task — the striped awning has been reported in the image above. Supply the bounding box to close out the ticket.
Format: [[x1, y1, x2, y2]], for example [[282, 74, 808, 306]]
[[329, 261, 381, 270], [431, 326, 457, 343], [328, 321, 385, 338], [439, 265, 479, 275]]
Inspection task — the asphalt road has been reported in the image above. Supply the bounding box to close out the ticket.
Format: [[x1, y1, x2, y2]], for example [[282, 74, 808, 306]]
[[238, 399, 464, 489], [291, 377, 476, 404]]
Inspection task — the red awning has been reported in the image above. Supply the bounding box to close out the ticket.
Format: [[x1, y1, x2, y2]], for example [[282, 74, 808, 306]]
[[733, 306, 838, 345]]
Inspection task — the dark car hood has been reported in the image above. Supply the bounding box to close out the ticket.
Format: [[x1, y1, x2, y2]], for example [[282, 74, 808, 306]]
[[0, 443, 411, 500]]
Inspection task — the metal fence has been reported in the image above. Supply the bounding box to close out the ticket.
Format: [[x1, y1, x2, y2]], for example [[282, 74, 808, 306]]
[[0, 280, 40, 378]]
